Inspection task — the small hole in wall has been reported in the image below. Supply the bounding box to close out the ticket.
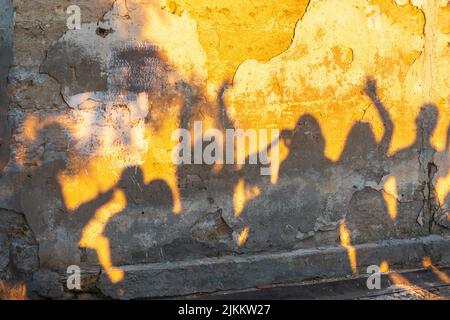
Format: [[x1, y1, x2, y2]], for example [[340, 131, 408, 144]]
[[141, 211, 145, 215], [96, 27, 114, 38]]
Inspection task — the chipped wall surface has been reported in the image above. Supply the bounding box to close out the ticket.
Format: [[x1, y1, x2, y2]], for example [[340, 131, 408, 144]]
[[1, 0, 450, 299]]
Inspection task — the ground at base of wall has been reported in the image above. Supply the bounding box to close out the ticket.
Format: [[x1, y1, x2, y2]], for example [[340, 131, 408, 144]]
[[187, 267, 450, 300]]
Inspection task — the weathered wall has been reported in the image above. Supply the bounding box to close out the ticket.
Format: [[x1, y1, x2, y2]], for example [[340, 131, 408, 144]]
[[0, 0, 13, 173], [1, 0, 450, 299]]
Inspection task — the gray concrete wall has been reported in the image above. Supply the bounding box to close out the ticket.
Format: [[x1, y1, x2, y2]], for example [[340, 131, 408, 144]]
[[0, 0, 13, 173]]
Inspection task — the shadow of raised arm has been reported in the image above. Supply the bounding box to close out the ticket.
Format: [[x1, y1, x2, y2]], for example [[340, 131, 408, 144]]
[[364, 77, 393, 152]]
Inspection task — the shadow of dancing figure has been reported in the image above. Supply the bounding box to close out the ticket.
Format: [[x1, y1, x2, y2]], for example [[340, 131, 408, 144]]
[[391, 103, 439, 231], [76, 165, 174, 283]]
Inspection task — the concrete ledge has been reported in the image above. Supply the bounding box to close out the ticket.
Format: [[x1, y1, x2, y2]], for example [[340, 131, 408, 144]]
[[195, 267, 450, 300], [96, 235, 450, 299]]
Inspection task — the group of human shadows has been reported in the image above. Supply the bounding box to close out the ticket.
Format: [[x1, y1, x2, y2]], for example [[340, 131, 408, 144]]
[[26, 76, 450, 276]]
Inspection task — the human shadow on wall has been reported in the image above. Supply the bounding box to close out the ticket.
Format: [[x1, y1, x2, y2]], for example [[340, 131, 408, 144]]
[[19, 123, 93, 269], [21, 126, 177, 276], [280, 115, 332, 174], [21, 68, 449, 283]]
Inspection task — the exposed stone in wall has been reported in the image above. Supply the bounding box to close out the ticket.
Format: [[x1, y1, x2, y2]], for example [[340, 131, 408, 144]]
[[0, 0, 450, 299]]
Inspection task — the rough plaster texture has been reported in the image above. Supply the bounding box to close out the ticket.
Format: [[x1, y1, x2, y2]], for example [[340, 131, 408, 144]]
[[0, 0, 450, 299]]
